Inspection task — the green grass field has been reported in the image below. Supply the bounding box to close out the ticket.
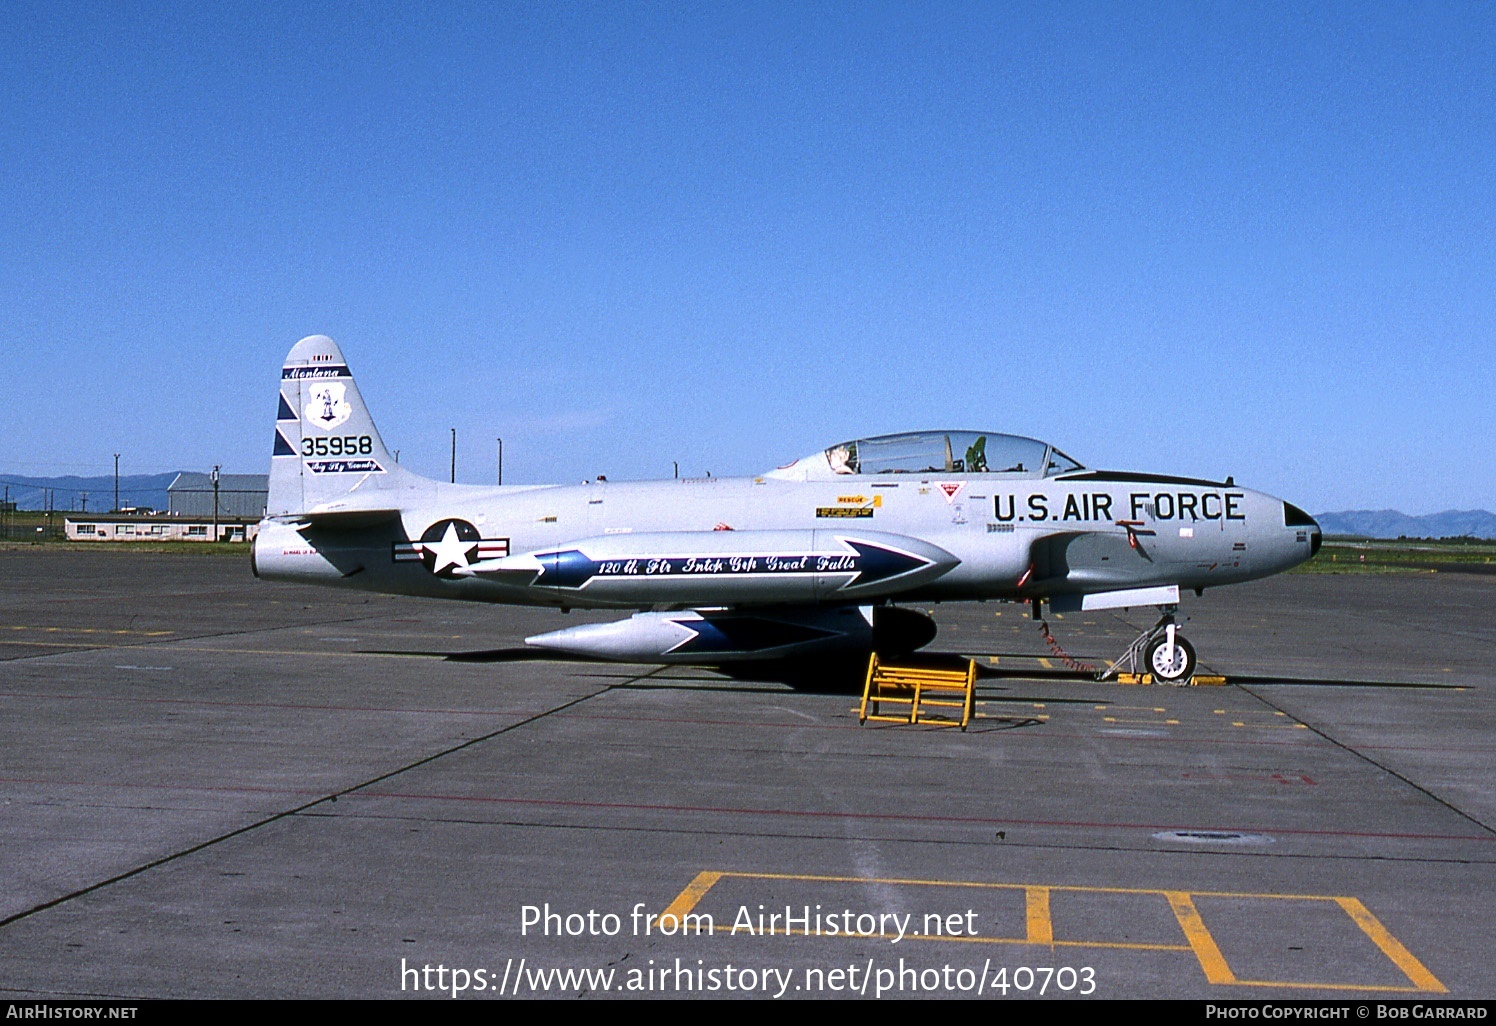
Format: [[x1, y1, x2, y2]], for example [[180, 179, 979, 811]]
[[0, 510, 252, 554], [1293, 537, 1496, 574], [0, 540, 251, 555]]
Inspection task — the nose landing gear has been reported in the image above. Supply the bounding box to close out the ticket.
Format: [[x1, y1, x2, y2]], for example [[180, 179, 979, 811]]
[[1100, 608, 1196, 684], [1145, 624, 1196, 682]]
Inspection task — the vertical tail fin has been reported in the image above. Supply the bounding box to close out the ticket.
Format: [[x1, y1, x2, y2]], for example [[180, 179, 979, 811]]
[[268, 335, 423, 515]]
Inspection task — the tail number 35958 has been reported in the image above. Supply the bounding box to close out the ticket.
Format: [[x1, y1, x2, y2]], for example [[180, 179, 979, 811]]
[[301, 435, 373, 456]]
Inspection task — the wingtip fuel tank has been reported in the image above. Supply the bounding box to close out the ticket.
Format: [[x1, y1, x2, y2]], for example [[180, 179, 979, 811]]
[[525, 605, 939, 663]]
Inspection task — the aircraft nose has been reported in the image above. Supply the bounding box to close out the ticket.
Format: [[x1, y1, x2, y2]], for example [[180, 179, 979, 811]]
[[1283, 502, 1322, 557]]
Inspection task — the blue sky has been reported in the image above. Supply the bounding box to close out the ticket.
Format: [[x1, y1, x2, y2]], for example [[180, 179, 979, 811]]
[[1, 2, 1491, 512]]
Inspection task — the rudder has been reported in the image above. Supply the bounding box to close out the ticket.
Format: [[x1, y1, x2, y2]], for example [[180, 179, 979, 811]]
[[268, 335, 414, 515]]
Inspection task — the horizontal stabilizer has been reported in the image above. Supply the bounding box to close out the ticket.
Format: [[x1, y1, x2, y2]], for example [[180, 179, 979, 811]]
[[283, 509, 404, 530]]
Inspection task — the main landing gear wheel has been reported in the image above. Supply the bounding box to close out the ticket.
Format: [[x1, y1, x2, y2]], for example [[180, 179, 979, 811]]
[[1145, 633, 1196, 682]]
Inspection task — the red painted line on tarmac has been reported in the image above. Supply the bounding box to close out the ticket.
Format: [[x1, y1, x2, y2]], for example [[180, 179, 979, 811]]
[[353, 788, 1496, 843], [1354, 744, 1496, 755], [569, 715, 1496, 754]]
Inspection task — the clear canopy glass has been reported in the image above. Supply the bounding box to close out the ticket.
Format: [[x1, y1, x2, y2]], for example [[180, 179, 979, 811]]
[[824, 432, 1077, 477], [1046, 449, 1084, 476]]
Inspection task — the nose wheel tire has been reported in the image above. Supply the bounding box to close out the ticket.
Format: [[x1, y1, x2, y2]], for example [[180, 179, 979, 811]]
[[1145, 634, 1196, 682]]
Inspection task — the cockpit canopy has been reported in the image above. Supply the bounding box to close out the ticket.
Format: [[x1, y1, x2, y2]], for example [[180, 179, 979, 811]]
[[767, 431, 1084, 482]]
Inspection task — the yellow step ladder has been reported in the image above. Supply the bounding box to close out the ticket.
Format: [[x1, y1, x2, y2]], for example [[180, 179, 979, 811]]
[[859, 653, 977, 730]]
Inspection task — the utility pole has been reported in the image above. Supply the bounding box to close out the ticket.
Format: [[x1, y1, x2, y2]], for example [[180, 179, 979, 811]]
[[450, 428, 456, 484], [113, 453, 120, 512], [81, 492, 88, 513], [496, 437, 503, 485], [211, 466, 220, 542]]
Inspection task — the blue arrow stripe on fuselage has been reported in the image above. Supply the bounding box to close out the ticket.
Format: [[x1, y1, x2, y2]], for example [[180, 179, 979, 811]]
[[533, 540, 931, 590]]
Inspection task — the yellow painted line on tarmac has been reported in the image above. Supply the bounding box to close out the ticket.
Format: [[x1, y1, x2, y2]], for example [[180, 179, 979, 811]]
[[1227, 980, 1440, 994], [174, 646, 433, 660], [1025, 886, 1053, 945], [657, 871, 1446, 992], [667, 925, 1188, 951], [0, 640, 136, 649], [1336, 898, 1447, 993], [1038, 657, 1053, 669], [668, 870, 1466, 905], [1165, 891, 1236, 985], [658, 873, 1183, 950], [659, 871, 722, 920], [745, 930, 1186, 951]]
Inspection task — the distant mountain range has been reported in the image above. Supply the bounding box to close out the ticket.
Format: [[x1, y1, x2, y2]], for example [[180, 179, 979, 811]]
[[0, 473, 182, 512], [1314, 509, 1496, 540]]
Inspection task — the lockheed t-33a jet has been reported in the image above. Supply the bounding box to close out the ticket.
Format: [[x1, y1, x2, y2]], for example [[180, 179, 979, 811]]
[[253, 335, 1322, 684]]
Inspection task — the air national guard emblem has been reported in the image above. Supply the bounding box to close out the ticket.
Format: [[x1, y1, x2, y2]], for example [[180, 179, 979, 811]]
[[305, 383, 353, 431]]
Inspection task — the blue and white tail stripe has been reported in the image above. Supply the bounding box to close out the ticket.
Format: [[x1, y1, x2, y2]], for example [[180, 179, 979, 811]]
[[267, 335, 414, 516]]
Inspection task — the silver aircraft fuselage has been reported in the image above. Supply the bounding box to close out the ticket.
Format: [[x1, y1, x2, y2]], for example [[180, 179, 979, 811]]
[[252, 336, 1321, 668], [253, 471, 1315, 608]]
